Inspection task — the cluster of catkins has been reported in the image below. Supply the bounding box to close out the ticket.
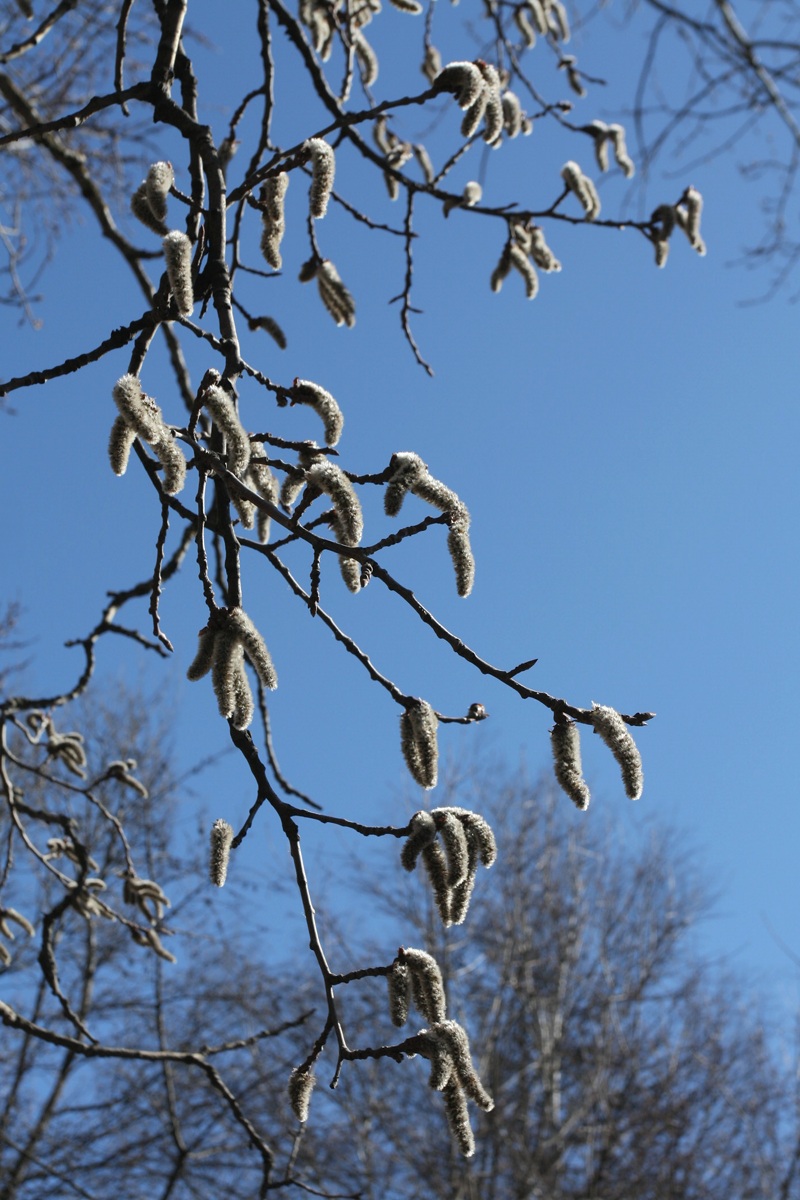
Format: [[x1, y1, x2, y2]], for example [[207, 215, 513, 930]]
[[109, 374, 188, 495], [299, 0, 422, 90], [491, 221, 562, 298], [280, 449, 364, 591], [259, 139, 356, 328], [131, 161, 194, 317], [512, 0, 570, 45], [387, 947, 494, 1157], [187, 607, 277, 731], [434, 60, 531, 146], [384, 451, 474, 597], [650, 186, 706, 267], [401, 807, 497, 926], [550, 703, 644, 810]]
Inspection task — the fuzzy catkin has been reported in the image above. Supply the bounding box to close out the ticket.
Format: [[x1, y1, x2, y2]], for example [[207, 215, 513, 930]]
[[306, 461, 363, 545], [162, 230, 194, 315], [434, 61, 485, 110], [561, 161, 600, 221], [146, 161, 174, 222], [288, 1069, 316, 1123], [108, 415, 137, 476], [591, 703, 644, 800], [400, 700, 439, 790], [315, 260, 356, 327], [442, 1078, 476, 1157], [260, 173, 289, 269], [434, 1019, 494, 1110], [399, 947, 447, 1023], [228, 607, 278, 691], [304, 138, 335, 218], [131, 182, 167, 235], [291, 379, 344, 447], [400, 810, 437, 870], [202, 383, 251, 476], [550, 719, 590, 810], [209, 819, 234, 887], [112, 374, 165, 443], [387, 960, 411, 1026]]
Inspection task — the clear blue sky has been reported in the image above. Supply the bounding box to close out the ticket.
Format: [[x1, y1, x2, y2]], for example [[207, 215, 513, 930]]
[[2, 1, 798, 1021]]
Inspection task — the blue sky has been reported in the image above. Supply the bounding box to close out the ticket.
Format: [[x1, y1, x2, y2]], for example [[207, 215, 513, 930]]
[[2, 0, 798, 1024]]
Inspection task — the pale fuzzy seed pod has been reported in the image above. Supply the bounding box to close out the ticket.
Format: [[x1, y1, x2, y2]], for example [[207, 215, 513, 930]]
[[490, 242, 513, 293], [387, 960, 412, 1026], [437, 811, 469, 886], [548, 0, 570, 41], [461, 86, 489, 139], [400, 700, 439, 790], [162, 230, 194, 316], [146, 161, 174, 222], [413, 142, 435, 184], [303, 138, 335, 219], [151, 432, 187, 495], [315, 260, 356, 328], [586, 120, 610, 172], [411, 472, 460, 514], [291, 379, 344, 447], [502, 91, 523, 138], [426, 1034, 455, 1091], [509, 243, 539, 298], [248, 444, 279, 543], [480, 64, 504, 145], [211, 629, 248, 722], [529, 226, 562, 272], [561, 161, 600, 220], [202, 383, 251, 476], [452, 807, 497, 867], [448, 860, 478, 926], [463, 181, 482, 207], [401, 810, 437, 870], [210, 819, 234, 887], [422, 840, 452, 925], [131, 182, 167, 235], [447, 528, 475, 597], [306, 461, 363, 545], [650, 204, 676, 267], [187, 625, 217, 680], [260, 173, 289, 269], [108, 415, 137, 476], [354, 31, 379, 87], [384, 451, 427, 516], [249, 315, 287, 348], [607, 123, 635, 177], [421, 45, 442, 84], [528, 0, 548, 35], [434, 62, 484, 110], [228, 608, 279, 690], [231, 659, 255, 730], [550, 718, 591, 810], [442, 1078, 476, 1157], [112, 374, 166, 443], [334, 535, 363, 594], [231, 490, 256, 531], [400, 947, 447, 1023], [591, 703, 644, 800], [562, 56, 585, 98], [288, 1069, 316, 1123], [514, 6, 537, 47], [434, 1019, 494, 1110], [676, 186, 706, 255]]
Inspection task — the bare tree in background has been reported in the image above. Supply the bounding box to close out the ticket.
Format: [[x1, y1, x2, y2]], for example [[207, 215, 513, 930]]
[[303, 768, 800, 1200], [578, 1, 800, 294], [0, 0, 719, 1192]]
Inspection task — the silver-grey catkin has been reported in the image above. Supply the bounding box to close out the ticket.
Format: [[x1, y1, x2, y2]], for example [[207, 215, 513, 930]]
[[187, 625, 217, 680], [305, 461, 363, 545], [209, 819, 234, 887], [202, 383, 251, 476], [152, 432, 187, 495], [260, 173, 289, 269], [400, 810, 437, 870], [131, 182, 167, 235], [162, 230, 194, 316], [315, 260, 356, 327], [561, 161, 600, 221], [291, 379, 344, 447], [422, 840, 453, 926], [288, 1069, 316, 1123], [387, 960, 411, 1026], [434, 1019, 494, 1111], [108, 415, 137, 476], [441, 1078, 476, 1157], [112, 374, 165, 443], [436, 812, 469, 887], [228, 608, 278, 691], [303, 138, 335, 218], [401, 946, 447, 1024], [550, 718, 591, 810], [591, 703, 644, 800], [434, 61, 484, 110], [400, 700, 438, 790], [146, 161, 174, 222]]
